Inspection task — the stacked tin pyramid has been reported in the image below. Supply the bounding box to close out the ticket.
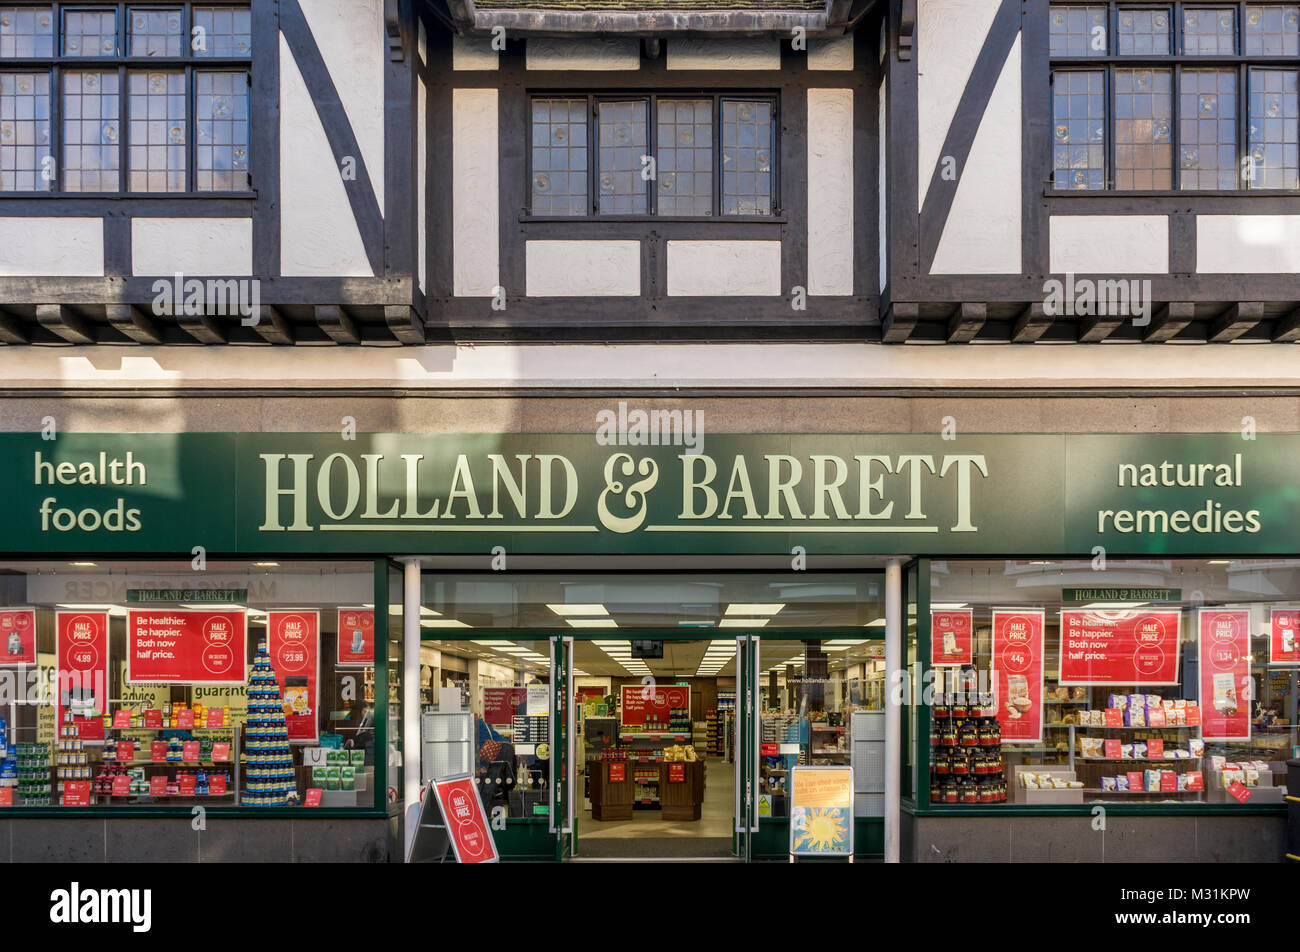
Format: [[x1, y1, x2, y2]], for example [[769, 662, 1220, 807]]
[[243, 642, 295, 806]]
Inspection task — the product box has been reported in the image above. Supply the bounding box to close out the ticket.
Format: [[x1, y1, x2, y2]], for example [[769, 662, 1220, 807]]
[[340, 766, 355, 791], [1012, 765, 1084, 804], [350, 749, 365, 766], [325, 766, 340, 790]]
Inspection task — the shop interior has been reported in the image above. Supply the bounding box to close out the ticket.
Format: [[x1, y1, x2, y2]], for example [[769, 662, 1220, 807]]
[[413, 571, 889, 859]]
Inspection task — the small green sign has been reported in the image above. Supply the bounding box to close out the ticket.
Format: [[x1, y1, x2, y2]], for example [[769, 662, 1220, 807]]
[[532, 803, 549, 816], [127, 589, 248, 603], [1062, 588, 1181, 602]]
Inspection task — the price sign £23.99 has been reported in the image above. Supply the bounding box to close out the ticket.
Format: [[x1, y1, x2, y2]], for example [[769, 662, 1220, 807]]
[[267, 611, 320, 743]]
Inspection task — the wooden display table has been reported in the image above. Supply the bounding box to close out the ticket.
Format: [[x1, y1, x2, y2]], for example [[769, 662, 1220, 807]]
[[659, 759, 705, 821], [588, 760, 633, 820]]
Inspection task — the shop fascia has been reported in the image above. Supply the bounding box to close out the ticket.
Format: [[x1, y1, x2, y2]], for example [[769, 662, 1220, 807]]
[[257, 450, 991, 534]]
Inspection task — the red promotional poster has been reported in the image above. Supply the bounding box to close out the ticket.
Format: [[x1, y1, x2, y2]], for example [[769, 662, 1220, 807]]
[[62, 781, 90, 806], [930, 609, 973, 666], [126, 609, 246, 685], [150, 775, 167, 796], [212, 742, 230, 762], [1186, 771, 1204, 792], [117, 741, 134, 763], [1104, 708, 1122, 727], [151, 741, 167, 762], [182, 741, 199, 762], [1147, 738, 1164, 759], [336, 607, 375, 666], [1058, 610, 1181, 685], [992, 609, 1044, 744], [1148, 706, 1167, 727], [176, 709, 194, 729], [268, 611, 320, 743], [760, 742, 778, 756], [1160, 771, 1176, 792], [668, 763, 686, 782], [1126, 771, 1144, 791], [483, 687, 528, 725], [144, 709, 162, 729], [305, 788, 323, 807], [433, 775, 499, 864], [56, 611, 110, 738], [1104, 738, 1121, 759], [0, 788, 12, 806], [112, 709, 130, 729], [620, 685, 690, 730], [209, 774, 227, 796], [208, 708, 224, 728], [1227, 780, 1252, 803], [608, 763, 626, 783], [1269, 607, 1300, 666], [0, 608, 36, 665], [178, 773, 197, 796], [112, 775, 130, 797], [1198, 609, 1251, 741]]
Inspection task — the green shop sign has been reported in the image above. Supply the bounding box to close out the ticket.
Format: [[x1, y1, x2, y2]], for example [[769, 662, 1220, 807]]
[[2, 432, 1296, 557]]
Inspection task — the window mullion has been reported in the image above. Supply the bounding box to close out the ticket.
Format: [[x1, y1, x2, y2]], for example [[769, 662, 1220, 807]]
[[51, 65, 62, 193], [186, 65, 194, 192], [1237, 61, 1248, 189], [1172, 62, 1182, 189], [714, 93, 722, 217], [1106, 66, 1116, 188], [589, 95, 597, 216], [118, 63, 126, 194], [647, 93, 656, 216]]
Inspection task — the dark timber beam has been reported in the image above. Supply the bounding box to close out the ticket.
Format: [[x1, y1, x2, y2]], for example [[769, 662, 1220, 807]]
[[384, 305, 426, 345], [898, 0, 916, 58], [946, 303, 986, 343], [177, 311, 226, 344], [249, 305, 294, 345], [36, 304, 94, 345], [1272, 306, 1300, 343], [1142, 302, 1196, 343], [316, 305, 360, 345], [1078, 312, 1126, 343], [1209, 302, 1265, 343], [465, 10, 833, 36], [0, 307, 28, 344], [105, 304, 162, 345], [826, 0, 854, 27], [1011, 302, 1052, 343], [881, 302, 919, 343]]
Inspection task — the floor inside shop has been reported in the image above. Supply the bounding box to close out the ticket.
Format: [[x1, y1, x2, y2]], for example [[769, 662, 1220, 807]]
[[577, 755, 736, 858]]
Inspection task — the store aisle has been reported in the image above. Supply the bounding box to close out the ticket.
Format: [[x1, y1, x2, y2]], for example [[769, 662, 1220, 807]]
[[578, 757, 735, 858]]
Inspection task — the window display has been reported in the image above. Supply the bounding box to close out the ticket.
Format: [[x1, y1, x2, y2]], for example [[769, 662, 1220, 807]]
[[0, 559, 380, 809], [926, 559, 1300, 806]]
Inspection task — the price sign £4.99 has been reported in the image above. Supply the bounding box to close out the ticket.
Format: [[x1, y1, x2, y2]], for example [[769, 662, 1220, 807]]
[[267, 611, 320, 743]]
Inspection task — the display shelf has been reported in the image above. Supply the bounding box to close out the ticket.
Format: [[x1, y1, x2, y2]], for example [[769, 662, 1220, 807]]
[[619, 732, 689, 741], [1082, 788, 1202, 795], [1043, 700, 1089, 705], [1076, 756, 1202, 763], [1057, 724, 1199, 731], [809, 724, 845, 732]]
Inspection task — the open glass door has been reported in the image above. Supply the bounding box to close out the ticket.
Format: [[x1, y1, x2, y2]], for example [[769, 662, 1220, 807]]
[[548, 635, 575, 859], [734, 635, 760, 859]]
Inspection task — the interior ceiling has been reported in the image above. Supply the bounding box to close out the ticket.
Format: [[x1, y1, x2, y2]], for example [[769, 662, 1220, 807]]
[[423, 637, 885, 678]]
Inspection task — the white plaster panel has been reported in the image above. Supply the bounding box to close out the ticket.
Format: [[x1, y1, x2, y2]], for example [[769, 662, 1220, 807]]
[[525, 241, 640, 296], [929, 35, 1021, 275], [807, 88, 854, 296], [297, 0, 385, 214], [1049, 215, 1169, 274], [878, 77, 888, 293], [666, 241, 782, 296], [452, 34, 498, 70], [808, 35, 855, 70], [917, 0, 999, 211], [453, 88, 499, 297], [418, 80, 427, 295], [526, 37, 640, 70], [280, 35, 372, 277], [667, 39, 780, 70], [1196, 215, 1300, 274], [0, 217, 102, 276], [131, 218, 253, 276]]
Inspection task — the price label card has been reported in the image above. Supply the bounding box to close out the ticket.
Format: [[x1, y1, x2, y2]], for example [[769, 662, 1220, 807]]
[[0, 787, 12, 806], [207, 709, 224, 729], [176, 710, 194, 729], [1227, 780, 1252, 802], [1146, 738, 1164, 759], [1187, 771, 1204, 791], [112, 775, 130, 797], [150, 775, 168, 797], [151, 741, 167, 762], [62, 781, 90, 806], [178, 774, 196, 796], [211, 742, 230, 762], [1185, 705, 1201, 726], [1126, 771, 1144, 792], [182, 741, 200, 762], [1147, 707, 1167, 728], [608, 763, 625, 783], [209, 774, 227, 796], [144, 710, 162, 729], [117, 741, 135, 763], [668, 763, 685, 783], [1104, 738, 1122, 759], [305, 787, 323, 807], [1104, 708, 1122, 727], [1160, 771, 1177, 792], [113, 710, 131, 729]]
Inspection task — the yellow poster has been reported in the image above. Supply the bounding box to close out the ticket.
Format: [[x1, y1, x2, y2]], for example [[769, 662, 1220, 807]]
[[789, 765, 854, 857]]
